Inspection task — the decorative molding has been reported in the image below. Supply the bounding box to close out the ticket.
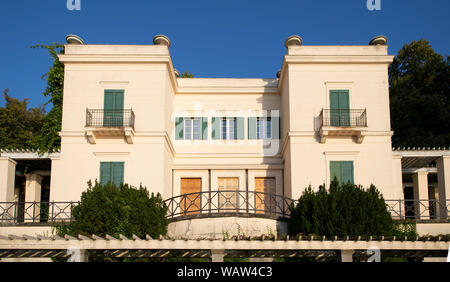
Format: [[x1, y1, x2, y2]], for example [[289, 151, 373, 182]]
[[93, 152, 131, 156]]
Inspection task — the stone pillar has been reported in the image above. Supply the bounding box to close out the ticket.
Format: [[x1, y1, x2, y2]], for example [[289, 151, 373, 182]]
[[412, 171, 429, 219], [437, 156, 450, 220], [392, 155, 404, 200], [211, 249, 225, 262], [0, 157, 16, 203], [341, 250, 354, 262], [24, 173, 43, 222]]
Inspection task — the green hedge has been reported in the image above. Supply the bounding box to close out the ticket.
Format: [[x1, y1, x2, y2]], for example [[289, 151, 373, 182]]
[[57, 181, 168, 239], [288, 180, 395, 237]]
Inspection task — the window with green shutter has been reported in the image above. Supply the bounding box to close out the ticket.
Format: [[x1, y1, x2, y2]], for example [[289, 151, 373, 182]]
[[329, 161, 354, 185], [104, 90, 124, 127], [177, 117, 208, 140], [100, 162, 124, 186], [329, 90, 350, 126]]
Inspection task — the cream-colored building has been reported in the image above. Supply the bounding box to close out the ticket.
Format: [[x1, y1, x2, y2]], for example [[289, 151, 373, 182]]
[[1, 34, 449, 237]]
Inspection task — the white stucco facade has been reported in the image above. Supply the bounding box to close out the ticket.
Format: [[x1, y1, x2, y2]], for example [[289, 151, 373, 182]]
[[1, 35, 450, 238]]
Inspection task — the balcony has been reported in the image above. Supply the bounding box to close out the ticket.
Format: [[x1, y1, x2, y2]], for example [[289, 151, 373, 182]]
[[1, 199, 449, 226], [318, 109, 368, 144], [164, 190, 294, 221], [85, 109, 135, 144]]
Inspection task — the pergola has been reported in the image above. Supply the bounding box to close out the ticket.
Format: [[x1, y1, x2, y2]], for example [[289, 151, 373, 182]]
[[0, 234, 448, 262]]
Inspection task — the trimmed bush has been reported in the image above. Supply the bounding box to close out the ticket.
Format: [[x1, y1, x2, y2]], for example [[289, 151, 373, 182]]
[[288, 180, 394, 237], [57, 181, 168, 239]]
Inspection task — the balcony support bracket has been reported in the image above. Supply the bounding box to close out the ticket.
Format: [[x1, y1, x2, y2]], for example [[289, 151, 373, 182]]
[[86, 130, 96, 144], [124, 128, 134, 144]]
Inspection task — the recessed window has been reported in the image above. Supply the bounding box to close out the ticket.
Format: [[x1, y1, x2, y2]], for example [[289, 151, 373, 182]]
[[330, 161, 354, 185], [184, 118, 201, 140], [100, 162, 124, 186], [220, 118, 236, 140], [257, 117, 272, 139]]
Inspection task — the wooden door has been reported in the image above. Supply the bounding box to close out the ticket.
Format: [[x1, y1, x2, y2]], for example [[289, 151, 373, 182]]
[[218, 177, 239, 211], [180, 178, 201, 215], [255, 177, 276, 214]]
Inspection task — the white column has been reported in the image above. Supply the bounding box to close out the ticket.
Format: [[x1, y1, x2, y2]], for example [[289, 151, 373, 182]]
[[0, 157, 16, 224], [392, 155, 404, 200], [412, 171, 429, 219], [211, 249, 225, 262], [24, 173, 43, 222], [437, 156, 450, 220], [341, 250, 354, 262], [0, 157, 16, 203]]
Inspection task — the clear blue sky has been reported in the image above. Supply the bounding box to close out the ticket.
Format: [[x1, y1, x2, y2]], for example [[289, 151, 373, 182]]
[[1, 0, 449, 110]]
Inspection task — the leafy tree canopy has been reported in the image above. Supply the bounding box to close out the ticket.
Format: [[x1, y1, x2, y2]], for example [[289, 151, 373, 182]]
[[31, 43, 65, 152], [389, 39, 449, 147], [0, 89, 44, 149], [181, 70, 194, 78]]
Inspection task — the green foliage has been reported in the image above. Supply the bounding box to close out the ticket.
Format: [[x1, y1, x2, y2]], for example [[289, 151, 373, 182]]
[[31, 43, 65, 152], [56, 181, 168, 239], [0, 89, 45, 149], [391, 222, 418, 238], [181, 70, 194, 78], [288, 180, 394, 237], [389, 39, 450, 147]]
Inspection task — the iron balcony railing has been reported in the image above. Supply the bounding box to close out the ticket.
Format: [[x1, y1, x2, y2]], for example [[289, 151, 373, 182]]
[[1, 199, 449, 225], [385, 199, 450, 221], [0, 202, 78, 225], [164, 190, 295, 220], [319, 109, 367, 127], [85, 109, 135, 130]]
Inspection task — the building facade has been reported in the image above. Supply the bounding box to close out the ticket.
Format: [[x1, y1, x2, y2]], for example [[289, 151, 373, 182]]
[[1, 34, 449, 237]]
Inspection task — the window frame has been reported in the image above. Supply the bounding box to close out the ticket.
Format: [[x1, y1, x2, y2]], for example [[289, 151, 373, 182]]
[[220, 117, 237, 140], [256, 117, 272, 140], [184, 117, 201, 140]]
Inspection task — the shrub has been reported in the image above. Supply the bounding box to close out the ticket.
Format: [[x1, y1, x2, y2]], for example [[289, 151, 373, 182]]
[[288, 180, 394, 237], [57, 180, 168, 239]]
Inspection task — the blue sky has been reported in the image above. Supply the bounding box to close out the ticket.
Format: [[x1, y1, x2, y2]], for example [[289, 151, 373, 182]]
[[1, 0, 449, 110]]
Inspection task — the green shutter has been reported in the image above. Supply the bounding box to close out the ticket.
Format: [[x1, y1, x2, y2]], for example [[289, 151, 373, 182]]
[[112, 162, 124, 186], [339, 90, 350, 126], [272, 116, 280, 139], [202, 117, 208, 140], [329, 90, 340, 126], [114, 90, 124, 126], [236, 117, 244, 140], [212, 117, 220, 140], [330, 90, 350, 126], [175, 117, 184, 140], [104, 90, 124, 127], [100, 162, 112, 186], [329, 90, 340, 110], [329, 161, 341, 184], [341, 161, 354, 185], [248, 117, 257, 139]]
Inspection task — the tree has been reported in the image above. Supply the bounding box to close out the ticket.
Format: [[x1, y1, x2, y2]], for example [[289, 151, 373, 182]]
[[31, 43, 65, 152], [0, 89, 44, 149], [389, 40, 450, 147], [288, 180, 394, 237], [181, 70, 194, 78], [57, 181, 169, 239]]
